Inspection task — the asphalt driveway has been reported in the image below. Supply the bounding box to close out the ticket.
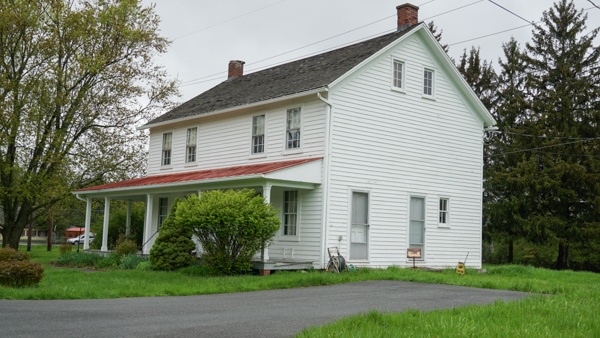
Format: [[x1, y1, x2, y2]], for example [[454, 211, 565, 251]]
[[0, 281, 529, 337]]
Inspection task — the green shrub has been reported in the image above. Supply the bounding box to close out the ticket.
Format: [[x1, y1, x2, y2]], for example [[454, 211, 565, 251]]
[[0, 248, 30, 262], [120, 254, 147, 270], [0, 260, 44, 287], [115, 238, 138, 255], [175, 189, 280, 275], [59, 243, 73, 255], [54, 252, 102, 267], [135, 261, 152, 271], [150, 199, 196, 271], [94, 253, 122, 269]]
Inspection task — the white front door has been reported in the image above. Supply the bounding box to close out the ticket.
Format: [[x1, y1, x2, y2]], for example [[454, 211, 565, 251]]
[[409, 196, 425, 257]]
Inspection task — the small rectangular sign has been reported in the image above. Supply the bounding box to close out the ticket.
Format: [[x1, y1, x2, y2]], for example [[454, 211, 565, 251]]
[[407, 248, 421, 258]]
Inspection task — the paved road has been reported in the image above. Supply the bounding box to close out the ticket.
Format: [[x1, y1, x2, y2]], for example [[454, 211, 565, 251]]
[[0, 281, 529, 337]]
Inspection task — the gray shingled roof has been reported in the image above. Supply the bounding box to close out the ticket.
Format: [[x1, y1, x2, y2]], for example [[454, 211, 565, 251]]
[[146, 25, 420, 126]]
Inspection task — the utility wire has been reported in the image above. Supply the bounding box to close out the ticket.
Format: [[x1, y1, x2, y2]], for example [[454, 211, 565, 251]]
[[487, 0, 535, 25], [173, 0, 289, 40], [502, 131, 599, 140], [179, 0, 442, 86], [588, 0, 600, 10], [486, 137, 600, 157]]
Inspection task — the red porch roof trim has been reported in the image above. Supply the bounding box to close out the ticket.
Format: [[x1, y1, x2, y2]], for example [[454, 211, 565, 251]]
[[75, 158, 322, 192]]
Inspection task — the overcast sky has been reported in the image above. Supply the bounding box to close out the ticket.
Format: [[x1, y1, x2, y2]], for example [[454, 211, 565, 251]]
[[141, 0, 600, 102]]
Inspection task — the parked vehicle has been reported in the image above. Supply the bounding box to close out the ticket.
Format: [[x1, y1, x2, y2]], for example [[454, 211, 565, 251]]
[[66, 234, 94, 245]]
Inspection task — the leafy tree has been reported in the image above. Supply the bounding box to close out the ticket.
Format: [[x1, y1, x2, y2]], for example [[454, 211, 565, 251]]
[[0, 0, 177, 248], [150, 199, 195, 271], [175, 190, 280, 275]]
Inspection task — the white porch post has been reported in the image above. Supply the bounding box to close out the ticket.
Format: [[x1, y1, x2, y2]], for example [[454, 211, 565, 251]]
[[101, 197, 110, 252], [125, 200, 132, 237], [83, 197, 92, 250], [261, 184, 272, 262], [143, 194, 154, 255]]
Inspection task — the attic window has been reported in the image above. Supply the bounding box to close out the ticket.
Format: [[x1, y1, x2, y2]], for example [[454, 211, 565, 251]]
[[186, 127, 197, 163], [392, 59, 405, 91], [423, 68, 435, 98]]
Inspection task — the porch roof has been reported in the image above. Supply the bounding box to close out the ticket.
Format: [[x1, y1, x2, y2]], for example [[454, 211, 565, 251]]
[[74, 158, 322, 196]]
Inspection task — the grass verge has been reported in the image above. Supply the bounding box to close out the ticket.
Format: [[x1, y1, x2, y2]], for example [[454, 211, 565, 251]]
[[1, 246, 598, 337]]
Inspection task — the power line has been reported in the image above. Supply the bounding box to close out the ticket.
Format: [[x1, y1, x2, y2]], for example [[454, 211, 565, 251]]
[[486, 137, 600, 157], [588, 0, 600, 10], [173, 0, 290, 41], [179, 0, 442, 87], [502, 131, 599, 140], [487, 0, 534, 25]]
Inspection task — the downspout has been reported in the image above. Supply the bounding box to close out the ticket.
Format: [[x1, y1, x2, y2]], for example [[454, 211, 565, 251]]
[[317, 90, 333, 269]]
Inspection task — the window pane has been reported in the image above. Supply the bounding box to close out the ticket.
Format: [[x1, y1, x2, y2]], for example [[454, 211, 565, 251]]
[[163, 133, 172, 150], [352, 192, 368, 225], [410, 197, 424, 221]]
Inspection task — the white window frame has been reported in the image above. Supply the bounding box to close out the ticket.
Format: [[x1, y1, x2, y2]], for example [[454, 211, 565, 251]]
[[438, 197, 450, 227], [282, 190, 298, 237], [158, 197, 169, 228], [186, 127, 197, 163], [285, 107, 301, 150], [391, 59, 406, 92], [251, 114, 265, 154], [161, 132, 173, 166], [423, 68, 435, 99]]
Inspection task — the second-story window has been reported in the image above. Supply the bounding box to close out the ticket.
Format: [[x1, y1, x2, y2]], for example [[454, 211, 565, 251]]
[[161, 132, 172, 166], [252, 115, 265, 154], [286, 107, 301, 149], [186, 127, 197, 163]]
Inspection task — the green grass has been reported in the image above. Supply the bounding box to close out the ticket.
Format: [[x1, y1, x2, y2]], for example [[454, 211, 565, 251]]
[[2, 246, 599, 337]]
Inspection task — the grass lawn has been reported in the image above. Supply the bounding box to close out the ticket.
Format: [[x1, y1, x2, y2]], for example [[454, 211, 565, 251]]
[[1, 246, 599, 337]]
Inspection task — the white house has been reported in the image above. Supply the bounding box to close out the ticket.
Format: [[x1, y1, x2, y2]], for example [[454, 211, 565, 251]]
[[74, 4, 496, 270]]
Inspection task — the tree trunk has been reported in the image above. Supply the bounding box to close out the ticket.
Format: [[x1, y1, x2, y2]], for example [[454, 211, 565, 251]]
[[2, 225, 24, 249], [508, 239, 514, 263], [556, 243, 569, 270]]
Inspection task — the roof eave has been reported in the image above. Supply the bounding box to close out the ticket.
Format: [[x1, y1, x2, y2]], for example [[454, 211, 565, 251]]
[[139, 87, 328, 130]]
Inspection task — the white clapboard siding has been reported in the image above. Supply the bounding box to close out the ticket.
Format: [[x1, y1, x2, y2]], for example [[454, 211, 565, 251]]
[[267, 186, 323, 265], [147, 98, 327, 175], [326, 36, 485, 268]]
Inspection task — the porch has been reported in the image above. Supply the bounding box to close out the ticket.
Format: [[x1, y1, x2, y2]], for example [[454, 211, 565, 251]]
[[72, 158, 323, 262]]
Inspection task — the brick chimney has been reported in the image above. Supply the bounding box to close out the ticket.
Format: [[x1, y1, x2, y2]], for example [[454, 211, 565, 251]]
[[396, 3, 419, 31], [228, 60, 245, 79]]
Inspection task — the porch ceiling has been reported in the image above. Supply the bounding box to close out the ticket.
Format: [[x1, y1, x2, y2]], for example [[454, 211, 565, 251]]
[[73, 158, 322, 199]]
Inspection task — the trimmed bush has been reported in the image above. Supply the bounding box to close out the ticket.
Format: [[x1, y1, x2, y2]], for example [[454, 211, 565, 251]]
[[115, 238, 138, 255], [135, 261, 152, 271], [175, 189, 280, 275], [120, 254, 147, 270], [150, 199, 196, 271], [0, 260, 44, 287], [0, 249, 44, 287], [0, 247, 30, 262]]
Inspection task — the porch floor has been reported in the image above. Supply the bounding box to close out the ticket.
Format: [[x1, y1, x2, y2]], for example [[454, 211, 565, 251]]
[[252, 259, 314, 271]]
